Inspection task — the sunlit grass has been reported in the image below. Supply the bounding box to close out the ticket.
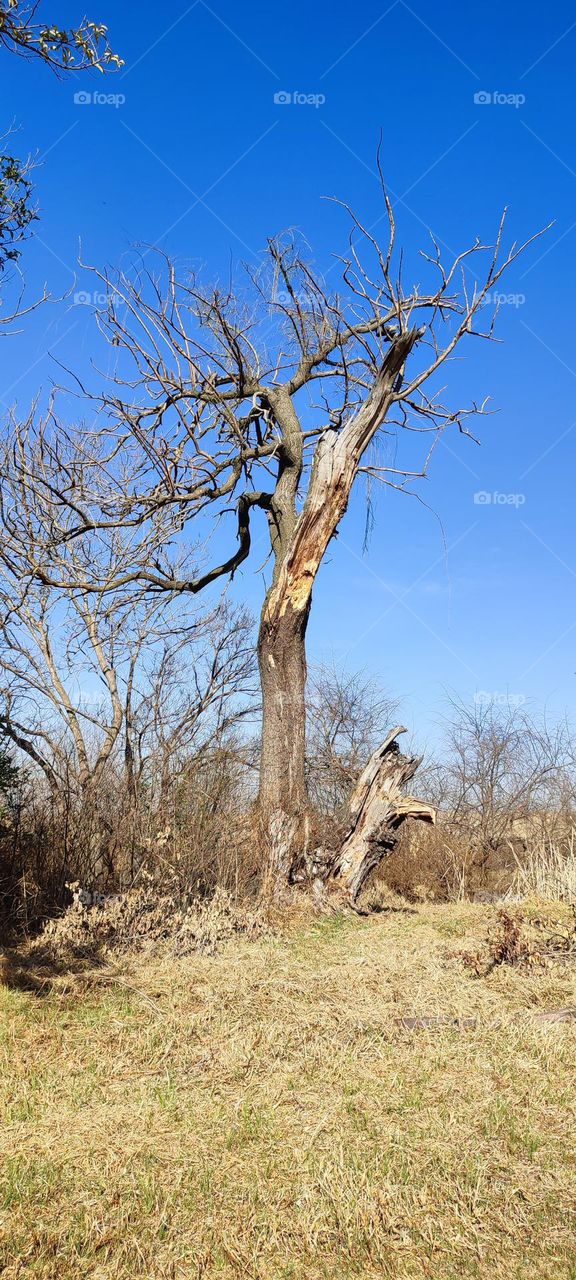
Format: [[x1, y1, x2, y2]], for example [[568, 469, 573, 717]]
[[1, 903, 575, 1278]]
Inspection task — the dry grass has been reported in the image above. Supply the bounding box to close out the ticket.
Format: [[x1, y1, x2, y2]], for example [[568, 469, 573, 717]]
[[509, 833, 576, 902], [1, 901, 575, 1279]]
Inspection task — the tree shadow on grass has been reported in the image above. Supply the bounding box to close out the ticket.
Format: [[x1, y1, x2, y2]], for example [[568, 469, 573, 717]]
[[354, 900, 419, 917], [1, 940, 106, 995], [367, 902, 419, 915]]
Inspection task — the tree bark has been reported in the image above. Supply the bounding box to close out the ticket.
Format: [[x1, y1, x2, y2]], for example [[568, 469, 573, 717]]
[[257, 331, 423, 896], [258, 594, 311, 890]]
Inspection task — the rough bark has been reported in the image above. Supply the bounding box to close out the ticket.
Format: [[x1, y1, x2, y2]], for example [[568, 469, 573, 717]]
[[330, 726, 435, 902], [258, 598, 310, 889]]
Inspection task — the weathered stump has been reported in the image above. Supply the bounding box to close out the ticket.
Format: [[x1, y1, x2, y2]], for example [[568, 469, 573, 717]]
[[328, 726, 435, 903]]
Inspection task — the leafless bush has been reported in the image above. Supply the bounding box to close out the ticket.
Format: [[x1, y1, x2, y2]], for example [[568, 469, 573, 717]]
[[0, 558, 258, 933], [129, 738, 261, 900], [378, 822, 472, 902], [0, 727, 263, 939], [428, 696, 575, 859]]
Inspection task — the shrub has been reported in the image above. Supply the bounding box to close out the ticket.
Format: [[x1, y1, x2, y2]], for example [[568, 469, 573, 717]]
[[34, 882, 270, 962]]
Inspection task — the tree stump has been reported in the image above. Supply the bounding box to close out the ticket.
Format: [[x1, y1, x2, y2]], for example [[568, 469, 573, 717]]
[[329, 726, 435, 903]]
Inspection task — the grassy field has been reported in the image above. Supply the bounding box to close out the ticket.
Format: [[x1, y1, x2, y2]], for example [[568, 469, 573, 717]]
[[1, 903, 575, 1279]]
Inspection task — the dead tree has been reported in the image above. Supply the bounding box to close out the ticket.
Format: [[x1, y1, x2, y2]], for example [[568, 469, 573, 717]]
[[0, 169, 546, 900]]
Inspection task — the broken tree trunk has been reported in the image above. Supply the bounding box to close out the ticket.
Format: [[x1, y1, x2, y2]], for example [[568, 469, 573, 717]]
[[329, 727, 435, 903], [257, 332, 423, 896]]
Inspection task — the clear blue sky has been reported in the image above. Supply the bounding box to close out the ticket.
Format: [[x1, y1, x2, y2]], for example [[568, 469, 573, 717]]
[[1, 0, 575, 746]]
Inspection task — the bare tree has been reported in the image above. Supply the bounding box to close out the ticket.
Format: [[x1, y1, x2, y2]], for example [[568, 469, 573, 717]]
[[128, 602, 257, 808], [0, 174, 546, 899], [428, 695, 576, 862], [0, 510, 255, 812], [0, 535, 256, 908]]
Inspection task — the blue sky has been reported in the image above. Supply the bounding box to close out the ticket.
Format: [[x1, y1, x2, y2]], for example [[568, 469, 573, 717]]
[[1, 0, 575, 746]]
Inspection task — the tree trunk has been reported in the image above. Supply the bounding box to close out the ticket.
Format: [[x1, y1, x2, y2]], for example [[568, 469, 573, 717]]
[[257, 330, 424, 897], [257, 591, 311, 893]]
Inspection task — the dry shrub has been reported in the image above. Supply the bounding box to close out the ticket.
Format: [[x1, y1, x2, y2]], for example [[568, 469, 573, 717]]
[[148, 758, 262, 900], [33, 882, 270, 963], [473, 909, 537, 974], [0, 739, 263, 942], [377, 820, 476, 902], [452, 906, 576, 976], [378, 818, 573, 905]]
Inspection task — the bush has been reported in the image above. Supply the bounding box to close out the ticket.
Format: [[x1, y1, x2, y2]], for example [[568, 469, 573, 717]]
[[0, 741, 261, 941], [34, 882, 270, 963]]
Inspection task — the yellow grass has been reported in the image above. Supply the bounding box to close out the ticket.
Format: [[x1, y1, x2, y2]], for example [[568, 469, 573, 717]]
[[509, 833, 576, 901], [1, 902, 575, 1279]]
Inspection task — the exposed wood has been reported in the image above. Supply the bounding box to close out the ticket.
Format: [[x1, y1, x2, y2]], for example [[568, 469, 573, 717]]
[[330, 727, 435, 902], [263, 331, 421, 630]]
